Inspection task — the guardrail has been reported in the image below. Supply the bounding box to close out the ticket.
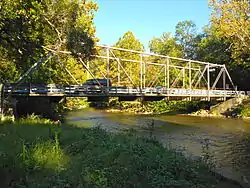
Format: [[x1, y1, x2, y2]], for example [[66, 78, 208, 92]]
[[3, 84, 247, 97]]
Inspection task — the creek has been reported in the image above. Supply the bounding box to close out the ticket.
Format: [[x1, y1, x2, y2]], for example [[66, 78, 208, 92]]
[[66, 108, 250, 186]]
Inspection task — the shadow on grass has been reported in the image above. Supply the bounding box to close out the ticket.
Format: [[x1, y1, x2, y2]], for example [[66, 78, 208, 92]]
[[0, 116, 243, 188]]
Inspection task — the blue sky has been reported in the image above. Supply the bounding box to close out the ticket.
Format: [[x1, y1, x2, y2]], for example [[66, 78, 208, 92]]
[[94, 0, 211, 50]]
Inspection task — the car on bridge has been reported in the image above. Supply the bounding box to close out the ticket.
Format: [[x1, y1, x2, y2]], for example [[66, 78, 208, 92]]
[[83, 79, 112, 87], [76, 78, 112, 93]]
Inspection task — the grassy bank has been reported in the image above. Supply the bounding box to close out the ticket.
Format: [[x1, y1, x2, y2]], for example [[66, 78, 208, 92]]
[[0, 116, 241, 187], [56, 96, 214, 117], [59, 97, 208, 114], [107, 98, 208, 114]]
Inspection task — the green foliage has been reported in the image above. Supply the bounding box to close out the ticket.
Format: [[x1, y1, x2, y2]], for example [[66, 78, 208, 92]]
[[67, 28, 96, 60], [175, 20, 201, 59], [108, 98, 203, 114], [149, 32, 183, 57], [0, 47, 20, 83], [196, 27, 232, 64], [234, 104, 250, 118], [20, 135, 67, 172], [60, 97, 89, 111], [240, 106, 250, 117], [115, 31, 144, 51], [113, 31, 144, 86], [207, 0, 250, 89], [0, 118, 234, 187], [209, 0, 250, 60], [0, 0, 98, 84], [147, 100, 201, 114]]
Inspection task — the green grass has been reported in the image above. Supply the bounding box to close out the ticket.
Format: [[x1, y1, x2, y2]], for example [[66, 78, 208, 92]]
[[107, 99, 205, 114], [0, 116, 240, 187]]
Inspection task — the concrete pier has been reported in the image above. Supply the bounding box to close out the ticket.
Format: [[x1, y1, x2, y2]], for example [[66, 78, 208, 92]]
[[12, 96, 63, 119]]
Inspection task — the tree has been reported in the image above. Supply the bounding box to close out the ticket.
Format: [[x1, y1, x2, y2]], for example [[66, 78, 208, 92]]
[[113, 31, 144, 86], [196, 24, 250, 90], [208, 0, 250, 90], [115, 31, 144, 51], [149, 32, 183, 57], [196, 26, 232, 64], [209, 0, 250, 61], [0, 0, 98, 84], [175, 20, 200, 59], [0, 47, 19, 83], [148, 32, 185, 87]]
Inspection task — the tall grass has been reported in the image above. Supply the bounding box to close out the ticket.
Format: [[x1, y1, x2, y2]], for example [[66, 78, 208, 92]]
[[0, 116, 240, 187]]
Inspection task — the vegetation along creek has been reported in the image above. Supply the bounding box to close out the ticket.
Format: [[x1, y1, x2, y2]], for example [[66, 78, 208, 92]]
[[66, 108, 250, 187]]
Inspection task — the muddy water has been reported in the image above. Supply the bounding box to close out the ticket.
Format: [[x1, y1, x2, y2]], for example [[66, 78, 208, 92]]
[[66, 108, 250, 186]]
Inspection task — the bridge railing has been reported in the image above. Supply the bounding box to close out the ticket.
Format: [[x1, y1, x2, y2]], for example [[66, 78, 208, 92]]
[[3, 84, 247, 97]]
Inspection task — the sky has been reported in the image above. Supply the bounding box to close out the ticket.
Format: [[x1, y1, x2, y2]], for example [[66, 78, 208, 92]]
[[94, 0, 211, 50]]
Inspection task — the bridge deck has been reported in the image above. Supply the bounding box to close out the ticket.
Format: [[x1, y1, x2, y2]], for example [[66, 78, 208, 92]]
[[4, 85, 245, 99]]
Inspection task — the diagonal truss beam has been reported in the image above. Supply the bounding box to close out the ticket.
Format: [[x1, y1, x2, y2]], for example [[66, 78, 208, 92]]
[[91, 60, 107, 79], [147, 64, 165, 87], [109, 49, 137, 88], [10, 45, 237, 97], [171, 69, 184, 88], [56, 56, 79, 84], [211, 67, 224, 90], [224, 65, 236, 91], [15, 53, 54, 85], [79, 57, 102, 86], [194, 65, 208, 88], [171, 63, 189, 88], [190, 70, 200, 88]]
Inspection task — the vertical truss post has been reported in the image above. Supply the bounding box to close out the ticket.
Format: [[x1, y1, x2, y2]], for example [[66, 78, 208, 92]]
[[189, 61, 191, 100], [106, 47, 110, 90], [198, 67, 201, 88], [167, 58, 170, 90], [118, 59, 120, 86], [207, 63, 210, 101], [109, 50, 138, 89], [143, 61, 146, 88], [87, 61, 90, 79], [167, 58, 170, 99], [164, 63, 167, 87], [140, 54, 143, 90], [224, 66, 236, 91], [223, 65, 227, 100], [195, 65, 207, 88], [189, 61, 191, 89], [182, 68, 185, 88]]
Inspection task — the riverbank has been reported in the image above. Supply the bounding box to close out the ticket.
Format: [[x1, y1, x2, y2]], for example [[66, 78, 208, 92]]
[[0, 116, 242, 187], [188, 97, 250, 119], [107, 97, 250, 120], [61, 97, 250, 120], [106, 98, 209, 115]]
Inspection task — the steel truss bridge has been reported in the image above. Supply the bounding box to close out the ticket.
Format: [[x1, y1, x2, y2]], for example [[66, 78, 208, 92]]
[[3, 44, 245, 102]]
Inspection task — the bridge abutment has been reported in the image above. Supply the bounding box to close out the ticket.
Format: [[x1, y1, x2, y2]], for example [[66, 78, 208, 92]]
[[12, 96, 63, 120]]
